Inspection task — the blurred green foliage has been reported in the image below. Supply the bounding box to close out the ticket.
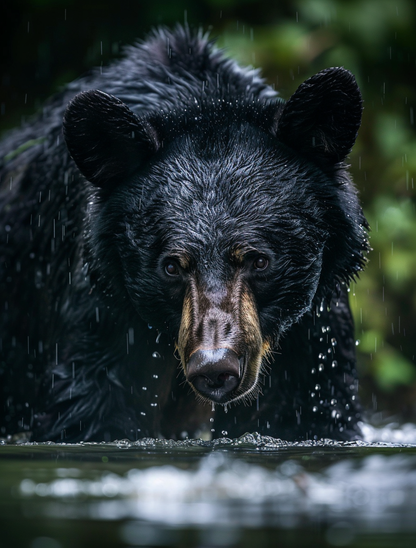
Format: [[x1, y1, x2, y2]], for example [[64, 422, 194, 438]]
[[1, 0, 416, 419]]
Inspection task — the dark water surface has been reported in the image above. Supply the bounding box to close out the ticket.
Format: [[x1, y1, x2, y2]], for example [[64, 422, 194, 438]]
[[1, 425, 416, 548]]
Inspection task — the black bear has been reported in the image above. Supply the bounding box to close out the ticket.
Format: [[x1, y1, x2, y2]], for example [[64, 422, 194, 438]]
[[0, 26, 368, 442]]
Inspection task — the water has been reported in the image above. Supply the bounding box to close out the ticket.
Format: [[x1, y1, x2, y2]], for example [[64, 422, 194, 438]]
[[1, 424, 416, 547]]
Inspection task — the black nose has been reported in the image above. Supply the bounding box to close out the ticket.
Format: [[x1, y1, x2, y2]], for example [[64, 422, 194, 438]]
[[186, 348, 241, 403]]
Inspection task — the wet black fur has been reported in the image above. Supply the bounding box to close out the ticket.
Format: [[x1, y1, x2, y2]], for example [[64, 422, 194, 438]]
[[0, 26, 368, 441]]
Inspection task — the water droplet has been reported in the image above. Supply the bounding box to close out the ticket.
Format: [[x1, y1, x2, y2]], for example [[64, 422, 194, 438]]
[[331, 399, 337, 405], [310, 392, 315, 398], [155, 332, 162, 344], [331, 338, 337, 346], [152, 374, 158, 379], [331, 360, 338, 368], [315, 384, 321, 391], [150, 403, 157, 407], [209, 417, 214, 423], [212, 402, 215, 412], [148, 324, 153, 329], [221, 430, 228, 436], [318, 353, 326, 361], [140, 412, 146, 416], [152, 351, 161, 359], [355, 339, 360, 346], [312, 406, 318, 412], [311, 368, 316, 374], [345, 403, 350, 410], [224, 403, 228, 414], [142, 386, 147, 391], [318, 363, 324, 372]]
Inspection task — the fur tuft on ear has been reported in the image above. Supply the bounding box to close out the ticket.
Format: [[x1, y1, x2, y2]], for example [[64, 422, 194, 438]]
[[275, 67, 362, 166], [63, 90, 160, 188]]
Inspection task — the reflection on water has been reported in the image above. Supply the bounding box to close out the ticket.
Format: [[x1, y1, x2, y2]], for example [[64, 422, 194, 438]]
[[1, 423, 416, 547]]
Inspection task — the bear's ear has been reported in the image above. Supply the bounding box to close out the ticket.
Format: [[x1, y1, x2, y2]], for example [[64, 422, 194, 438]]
[[275, 67, 362, 165], [63, 90, 160, 188]]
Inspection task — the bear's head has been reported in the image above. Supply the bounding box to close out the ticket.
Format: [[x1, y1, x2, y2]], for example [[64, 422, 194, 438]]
[[63, 67, 368, 406]]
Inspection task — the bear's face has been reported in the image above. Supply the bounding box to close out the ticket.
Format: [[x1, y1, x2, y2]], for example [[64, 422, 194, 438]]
[[110, 129, 329, 403], [63, 67, 367, 406]]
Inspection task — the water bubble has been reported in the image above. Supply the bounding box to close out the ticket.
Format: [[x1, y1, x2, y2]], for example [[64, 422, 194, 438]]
[[152, 351, 161, 359]]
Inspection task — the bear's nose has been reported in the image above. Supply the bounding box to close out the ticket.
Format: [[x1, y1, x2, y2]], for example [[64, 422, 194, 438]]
[[186, 348, 241, 403]]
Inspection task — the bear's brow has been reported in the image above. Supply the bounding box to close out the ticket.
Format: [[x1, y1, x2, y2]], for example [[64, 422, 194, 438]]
[[229, 245, 262, 264]]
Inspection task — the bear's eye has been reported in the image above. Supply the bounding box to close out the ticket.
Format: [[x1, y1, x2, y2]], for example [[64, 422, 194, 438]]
[[252, 256, 269, 271], [165, 261, 180, 277]]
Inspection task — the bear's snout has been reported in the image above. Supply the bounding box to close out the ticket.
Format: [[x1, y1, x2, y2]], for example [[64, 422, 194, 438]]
[[186, 348, 241, 403]]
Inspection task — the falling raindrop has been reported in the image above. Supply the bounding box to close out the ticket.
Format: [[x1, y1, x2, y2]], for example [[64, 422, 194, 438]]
[[221, 430, 228, 436], [152, 351, 161, 359], [332, 360, 338, 368], [331, 338, 337, 346], [152, 374, 159, 379], [315, 384, 321, 391], [318, 364, 324, 372], [311, 368, 316, 374], [224, 403, 228, 413], [155, 332, 162, 344], [312, 406, 318, 412]]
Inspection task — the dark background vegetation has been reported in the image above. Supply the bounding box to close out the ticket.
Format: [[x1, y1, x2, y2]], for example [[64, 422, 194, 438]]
[[1, 0, 416, 424]]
